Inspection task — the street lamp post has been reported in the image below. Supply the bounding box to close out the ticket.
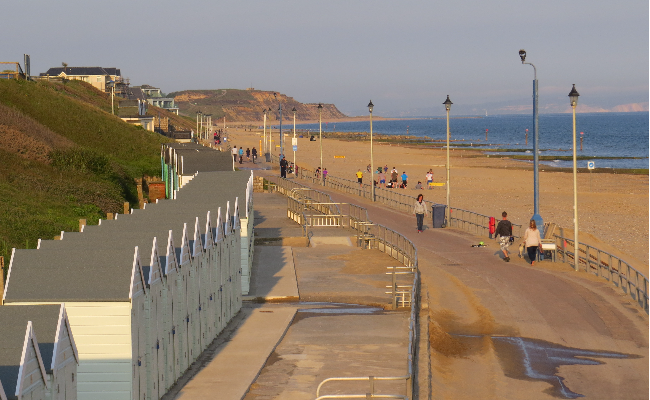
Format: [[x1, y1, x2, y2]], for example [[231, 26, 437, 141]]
[[443, 95, 453, 225], [519, 49, 544, 232], [569, 84, 580, 271], [368, 100, 375, 201], [196, 111, 202, 143], [274, 93, 284, 158], [292, 107, 297, 175], [263, 109, 268, 155], [318, 103, 323, 180], [266, 108, 272, 162]]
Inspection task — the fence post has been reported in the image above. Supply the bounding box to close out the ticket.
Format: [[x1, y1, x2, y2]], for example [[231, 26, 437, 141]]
[[392, 266, 397, 309]]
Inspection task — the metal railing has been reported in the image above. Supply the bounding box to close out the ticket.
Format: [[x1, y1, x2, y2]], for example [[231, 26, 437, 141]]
[[316, 376, 411, 400], [450, 208, 523, 239], [266, 176, 420, 398], [553, 235, 648, 313]]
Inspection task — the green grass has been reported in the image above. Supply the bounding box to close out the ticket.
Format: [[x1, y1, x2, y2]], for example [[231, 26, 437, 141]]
[[0, 79, 171, 274]]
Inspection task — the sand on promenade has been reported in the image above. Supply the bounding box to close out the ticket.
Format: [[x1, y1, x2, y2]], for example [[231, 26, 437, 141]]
[[223, 126, 649, 275]]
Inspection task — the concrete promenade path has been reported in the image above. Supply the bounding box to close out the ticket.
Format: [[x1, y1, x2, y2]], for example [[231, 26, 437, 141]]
[[165, 187, 412, 400], [260, 171, 649, 400]]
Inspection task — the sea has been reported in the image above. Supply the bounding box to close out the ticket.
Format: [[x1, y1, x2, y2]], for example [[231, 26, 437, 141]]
[[291, 112, 649, 170]]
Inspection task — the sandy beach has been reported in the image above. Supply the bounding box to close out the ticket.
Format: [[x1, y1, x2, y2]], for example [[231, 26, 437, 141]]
[[223, 125, 649, 275]]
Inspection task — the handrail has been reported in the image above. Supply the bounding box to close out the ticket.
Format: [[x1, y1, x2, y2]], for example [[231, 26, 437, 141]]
[[267, 176, 419, 398], [553, 234, 648, 313], [316, 375, 411, 400]]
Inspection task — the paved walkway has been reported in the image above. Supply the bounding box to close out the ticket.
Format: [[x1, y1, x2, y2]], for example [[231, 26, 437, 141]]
[[166, 186, 412, 400], [259, 172, 649, 400]]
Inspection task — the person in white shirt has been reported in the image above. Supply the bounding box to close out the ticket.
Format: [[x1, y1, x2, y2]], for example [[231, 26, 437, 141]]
[[523, 219, 542, 265], [426, 170, 434, 189]]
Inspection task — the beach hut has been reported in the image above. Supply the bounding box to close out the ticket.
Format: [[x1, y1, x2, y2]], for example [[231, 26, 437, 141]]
[[0, 304, 78, 400], [3, 171, 248, 400], [0, 320, 48, 400]]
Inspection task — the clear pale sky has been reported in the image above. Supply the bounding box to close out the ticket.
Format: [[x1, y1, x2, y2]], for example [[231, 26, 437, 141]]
[[2, 0, 648, 117]]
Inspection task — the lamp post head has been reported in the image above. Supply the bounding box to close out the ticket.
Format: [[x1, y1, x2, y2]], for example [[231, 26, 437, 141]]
[[367, 100, 374, 114], [443, 95, 453, 111], [568, 84, 580, 107], [519, 49, 526, 63], [273, 92, 277, 99], [292, 107, 297, 114], [317, 103, 323, 110]]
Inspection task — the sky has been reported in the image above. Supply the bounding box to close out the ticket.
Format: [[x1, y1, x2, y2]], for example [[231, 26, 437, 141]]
[[2, 0, 648, 117]]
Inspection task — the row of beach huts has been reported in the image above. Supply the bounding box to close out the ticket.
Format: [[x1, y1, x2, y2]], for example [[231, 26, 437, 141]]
[[1, 145, 254, 400]]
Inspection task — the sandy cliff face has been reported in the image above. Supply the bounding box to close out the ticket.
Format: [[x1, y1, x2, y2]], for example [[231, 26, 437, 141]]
[[171, 89, 347, 122]]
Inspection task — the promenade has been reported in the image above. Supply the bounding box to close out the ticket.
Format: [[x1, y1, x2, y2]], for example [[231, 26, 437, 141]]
[[255, 162, 648, 400], [164, 155, 647, 399], [164, 188, 412, 399]]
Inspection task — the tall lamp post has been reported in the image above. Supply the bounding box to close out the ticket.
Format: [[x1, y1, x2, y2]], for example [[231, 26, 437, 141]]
[[266, 108, 272, 162], [292, 107, 297, 174], [318, 103, 323, 179], [443, 95, 453, 224], [107, 80, 116, 115], [368, 100, 375, 201], [274, 93, 284, 158], [196, 111, 202, 142], [519, 49, 544, 232], [569, 84, 580, 271], [263, 109, 268, 155]]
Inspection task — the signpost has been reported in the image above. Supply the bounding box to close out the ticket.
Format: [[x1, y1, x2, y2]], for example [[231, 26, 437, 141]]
[[588, 161, 595, 192]]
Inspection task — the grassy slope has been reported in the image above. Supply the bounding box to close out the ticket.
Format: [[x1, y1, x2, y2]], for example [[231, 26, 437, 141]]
[[0, 79, 169, 266]]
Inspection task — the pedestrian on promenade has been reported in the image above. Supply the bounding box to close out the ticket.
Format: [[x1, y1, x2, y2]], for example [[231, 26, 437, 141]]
[[426, 169, 434, 189], [413, 194, 428, 233], [378, 170, 386, 188], [323, 168, 328, 181], [315, 167, 321, 180], [238, 147, 244, 164], [401, 171, 408, 188], [356, 169, 363, 187], [523, 219, 542, 265], [246, 148, 251, 161], [280, 156, 288, 178], [391, 167, 398, 185], [232, 146, 238, 162], [495, 211, 513, 262], [251, 147, 257, 163]]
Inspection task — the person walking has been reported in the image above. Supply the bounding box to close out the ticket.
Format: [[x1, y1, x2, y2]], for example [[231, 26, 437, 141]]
[[413, 194, 428, 233], [356, 169, 363, 187], [391, 167, 398, 185], [322, 168, 328, 182], [378, 170, 386, 188], [384, 165, 388, 173], [280, 156, 288, 178], [251, 147, 257, 164], [495, 211, 513, 262], [238, 147, 244, 164], [401, 171, 408, 188], [232, 146, 238, 163], [246, 148, 251, 161], [426, 169, 434, 189], [523, 219, 542, 265]]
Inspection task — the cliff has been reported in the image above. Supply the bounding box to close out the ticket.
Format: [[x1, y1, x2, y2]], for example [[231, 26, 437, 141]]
[[169, 89, 348, 122]]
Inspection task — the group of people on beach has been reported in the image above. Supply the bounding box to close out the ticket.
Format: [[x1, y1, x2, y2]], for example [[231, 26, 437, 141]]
[[231, 146, 258, 164], [355, 165, 438, 191]]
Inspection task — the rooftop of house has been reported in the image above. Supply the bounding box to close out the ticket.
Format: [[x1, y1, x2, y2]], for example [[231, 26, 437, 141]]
[[39, 67, 121, 77]]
